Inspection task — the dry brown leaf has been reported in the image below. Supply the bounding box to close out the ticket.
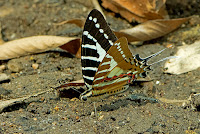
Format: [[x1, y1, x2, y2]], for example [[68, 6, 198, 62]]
[[102, 0, 168, 23], [114, 17, 190, 42], [0, 36, 80, 60], [0, 89, 51, 113], [164, 40, 200, 74], [54, 19, 85, 28], [92, 0, 106, 18], [0, 97, 29, 113], [59, 38, 81, 58]]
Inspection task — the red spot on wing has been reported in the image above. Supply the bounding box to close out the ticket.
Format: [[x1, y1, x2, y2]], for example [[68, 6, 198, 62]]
[[100, 73, 136, 83]]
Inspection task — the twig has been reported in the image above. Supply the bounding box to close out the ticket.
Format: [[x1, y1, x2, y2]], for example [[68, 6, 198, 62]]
[[157, 97, 189, 104], [0, 88, 53, 113]]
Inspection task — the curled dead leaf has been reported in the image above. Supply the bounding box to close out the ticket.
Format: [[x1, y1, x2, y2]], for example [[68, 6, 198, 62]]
[[164, 40, 200, 74], [0, 36, 80, 60], [114, 17, 190, 42], [0, 89, 51, 113], [102, 0, 168, 23]]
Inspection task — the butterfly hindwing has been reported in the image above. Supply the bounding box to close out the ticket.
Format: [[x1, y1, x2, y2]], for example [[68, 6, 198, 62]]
[[93, 37, 135, 87], [81, 37, 137, 101], [81, 9, 117, 88]]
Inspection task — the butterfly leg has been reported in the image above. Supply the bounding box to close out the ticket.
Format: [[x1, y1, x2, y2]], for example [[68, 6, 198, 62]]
[[93, 102, 97, 117]]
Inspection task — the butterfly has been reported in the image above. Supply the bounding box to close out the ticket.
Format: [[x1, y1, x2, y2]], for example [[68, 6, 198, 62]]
[[80, 9, 170, 102]]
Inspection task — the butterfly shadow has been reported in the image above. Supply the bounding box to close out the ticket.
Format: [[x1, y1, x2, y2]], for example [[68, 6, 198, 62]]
[[95, 93, 158, 112], [94, 82, 158, 112], [55, 81, 158, 113]]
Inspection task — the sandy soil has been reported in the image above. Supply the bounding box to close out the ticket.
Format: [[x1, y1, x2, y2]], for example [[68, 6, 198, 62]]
[[0, 0, 200, 133]]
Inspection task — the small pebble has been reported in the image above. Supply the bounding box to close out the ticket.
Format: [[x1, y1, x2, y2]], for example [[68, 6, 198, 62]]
[[7, 61, 22, 72], [156, 81, 160, 85], [76, 116, 79, 120], [0, 73, 10, 82], [32, 63, 39, 69], [98, 115, 104, 120], [70, 98, 79, 102], [90, 112, 95, 117], [0, 86, 11, 95], [0, 65, 6, 72], [54, 106, 59, 111]]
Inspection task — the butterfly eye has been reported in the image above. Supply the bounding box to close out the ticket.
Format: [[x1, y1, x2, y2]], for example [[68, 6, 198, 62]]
[[81, 96, 87, 101]]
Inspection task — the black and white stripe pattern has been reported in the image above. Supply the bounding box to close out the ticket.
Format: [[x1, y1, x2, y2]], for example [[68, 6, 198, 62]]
[[81, 9, 117, 88]]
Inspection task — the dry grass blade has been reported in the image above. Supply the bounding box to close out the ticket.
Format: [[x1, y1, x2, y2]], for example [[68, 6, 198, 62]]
[[0, 36, 79, 60], [164, 40, 200, 74], [114, 17, 190, 42], [102, 0, 168, 23]]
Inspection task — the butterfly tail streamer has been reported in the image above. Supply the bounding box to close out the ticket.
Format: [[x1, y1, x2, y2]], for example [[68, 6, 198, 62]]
[[136, 47, 168, 63], [149, 56, 178, 66]]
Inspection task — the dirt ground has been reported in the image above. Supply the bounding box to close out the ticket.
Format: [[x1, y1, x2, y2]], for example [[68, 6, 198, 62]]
[[0, 0, 200, 133]]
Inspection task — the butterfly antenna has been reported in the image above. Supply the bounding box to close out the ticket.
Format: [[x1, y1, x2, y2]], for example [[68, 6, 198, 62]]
[[142, 44, 173, 62]]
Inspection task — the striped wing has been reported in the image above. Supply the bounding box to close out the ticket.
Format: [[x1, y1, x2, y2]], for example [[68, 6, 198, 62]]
[[94, 37, 148, 86], [80, 37, 150, 101], [81, 9, 117, 89]]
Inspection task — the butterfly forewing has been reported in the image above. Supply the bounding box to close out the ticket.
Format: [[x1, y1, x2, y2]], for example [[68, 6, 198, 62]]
[[81, 9, 117, 89]]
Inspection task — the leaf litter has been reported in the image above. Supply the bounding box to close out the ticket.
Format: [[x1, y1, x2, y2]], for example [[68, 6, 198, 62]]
[[164, 40, 200, 74], [102, 0, 169, 23], [0, 0, 198, 132], [0, 36, 81, 60]]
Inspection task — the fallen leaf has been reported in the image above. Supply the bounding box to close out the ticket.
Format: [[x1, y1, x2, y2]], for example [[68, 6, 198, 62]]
[[91, 0, 106, 18], [102, 0, 168, 23], [59, 38, 81, 58], [114, 17, 190, 42], [54, 19, 85, 28], [164, 40, 200, 74], [0, 89, 51, 113], [0, 73, 10, 82], [0, 36, 80, 60]]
